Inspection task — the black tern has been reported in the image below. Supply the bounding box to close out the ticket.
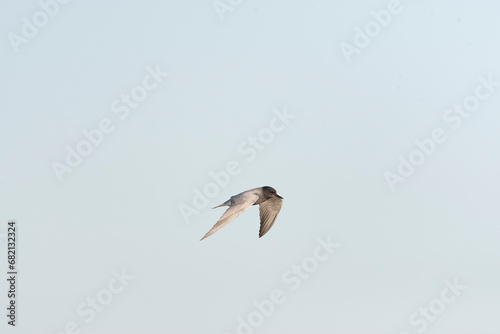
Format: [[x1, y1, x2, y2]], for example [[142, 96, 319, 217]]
[[200, 186, 284, 240]]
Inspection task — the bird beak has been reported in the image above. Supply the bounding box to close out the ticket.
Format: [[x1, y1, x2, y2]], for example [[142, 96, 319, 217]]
[[276, 194, 283, 199]]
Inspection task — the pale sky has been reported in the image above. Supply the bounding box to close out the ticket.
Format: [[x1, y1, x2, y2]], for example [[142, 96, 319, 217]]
[[1, 1, 500, 333]]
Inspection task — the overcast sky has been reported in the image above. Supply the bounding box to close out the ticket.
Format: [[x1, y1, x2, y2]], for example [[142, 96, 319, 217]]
[[1, 0, 500, 333]]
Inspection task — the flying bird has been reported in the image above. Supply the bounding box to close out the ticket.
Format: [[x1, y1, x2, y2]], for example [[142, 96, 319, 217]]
[[200, 186, 283, 240]]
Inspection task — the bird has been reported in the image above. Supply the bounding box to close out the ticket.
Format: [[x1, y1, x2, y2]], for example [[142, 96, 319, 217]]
[[200, 186, 284, 240]]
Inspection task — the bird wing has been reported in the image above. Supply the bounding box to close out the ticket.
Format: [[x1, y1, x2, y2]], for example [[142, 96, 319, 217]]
[[259, 197, 283, 238], [201, 192, 259, 240]]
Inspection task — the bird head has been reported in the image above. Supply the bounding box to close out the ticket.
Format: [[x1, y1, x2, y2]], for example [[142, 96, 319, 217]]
[[262, 186, 283, 199]]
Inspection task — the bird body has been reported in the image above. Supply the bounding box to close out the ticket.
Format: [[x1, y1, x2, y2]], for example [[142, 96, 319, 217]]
[[201, 186, 283, 240]]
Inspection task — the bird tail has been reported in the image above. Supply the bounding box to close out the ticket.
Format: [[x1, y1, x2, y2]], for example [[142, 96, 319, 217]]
[[212, 199, 231, 209]]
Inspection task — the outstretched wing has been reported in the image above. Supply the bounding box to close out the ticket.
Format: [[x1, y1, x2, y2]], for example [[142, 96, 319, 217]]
[[201, 192, 259, 240], [258, 197, 283, 238]]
